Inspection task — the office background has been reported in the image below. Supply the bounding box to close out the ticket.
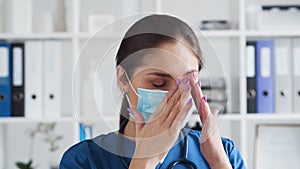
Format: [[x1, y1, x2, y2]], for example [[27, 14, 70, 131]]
[[0, 0, 300, 168]]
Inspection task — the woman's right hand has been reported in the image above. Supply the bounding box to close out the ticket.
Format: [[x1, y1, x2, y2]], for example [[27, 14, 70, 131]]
[[127, 78, 193, 169]]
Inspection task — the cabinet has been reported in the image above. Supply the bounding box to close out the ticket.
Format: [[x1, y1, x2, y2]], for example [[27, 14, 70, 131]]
[[1, 0, 300, 168]]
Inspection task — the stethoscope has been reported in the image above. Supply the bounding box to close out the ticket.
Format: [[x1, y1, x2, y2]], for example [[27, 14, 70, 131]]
[[118, 118, 198, 169]]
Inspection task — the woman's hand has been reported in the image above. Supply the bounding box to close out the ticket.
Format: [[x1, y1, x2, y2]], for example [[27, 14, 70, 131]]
[[190, 73, 232, 169], [128, 78, 193, 169]]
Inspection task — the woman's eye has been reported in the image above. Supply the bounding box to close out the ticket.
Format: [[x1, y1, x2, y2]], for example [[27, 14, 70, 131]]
[[152, 83, 165, 88]]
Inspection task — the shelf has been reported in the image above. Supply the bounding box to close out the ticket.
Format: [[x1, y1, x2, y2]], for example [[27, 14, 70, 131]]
[[201, 30, 240, 38], [76, 30, 240, 40], [78, 115, 120, 124], [218, 114, 242, 121], [76, 32, 123, 39], [1, 31, 299, 40], [245, 114, 300, 121], [195, 113, 300, 121], [0, 117, 74, 124], [246, 30, 300, 37], [0, 32, 75, 40]]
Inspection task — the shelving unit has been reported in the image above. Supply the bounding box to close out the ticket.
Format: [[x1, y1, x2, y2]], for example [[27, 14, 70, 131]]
[[1, 0, 300, 168], [0, 117, 74, 124], [0, 33, 75, 40]]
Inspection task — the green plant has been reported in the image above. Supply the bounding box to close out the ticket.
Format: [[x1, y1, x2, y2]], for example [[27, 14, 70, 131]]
[[15, 123, 63, 169], [15, 159, 34, 169]]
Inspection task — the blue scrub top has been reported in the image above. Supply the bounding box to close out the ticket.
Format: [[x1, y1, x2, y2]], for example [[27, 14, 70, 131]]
[[60, 128, 245, 169]]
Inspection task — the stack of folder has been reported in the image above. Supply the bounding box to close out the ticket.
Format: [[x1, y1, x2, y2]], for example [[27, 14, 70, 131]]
[[201, 78, 227, 114], [0, 40, 63, 118], [246, 39, 300, 114]]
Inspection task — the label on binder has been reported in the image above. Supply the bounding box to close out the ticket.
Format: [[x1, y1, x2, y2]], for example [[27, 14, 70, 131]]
[[0, 49, 8, 77], [13, 47, 23, 86], [261, 47, 271, 77], [247, 46, 255, 77]]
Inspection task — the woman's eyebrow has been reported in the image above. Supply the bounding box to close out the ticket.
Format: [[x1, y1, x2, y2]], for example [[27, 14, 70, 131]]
[[146, 72, 172, 78], [146, 69, 197, 77], [183, 69, 198, 76]]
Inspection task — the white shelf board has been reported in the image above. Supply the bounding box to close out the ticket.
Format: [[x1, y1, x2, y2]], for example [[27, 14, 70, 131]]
[[78, 115, 119, 123], [246, 30, 300, 37], [0, 117, 74, 124], [0, 32, 75, 39], [245, 113, 300, 121], [76, 30, 240, 40], [201, 30, 240, 38], [76, 32, 123, 39], [218, 114, 242, 121]]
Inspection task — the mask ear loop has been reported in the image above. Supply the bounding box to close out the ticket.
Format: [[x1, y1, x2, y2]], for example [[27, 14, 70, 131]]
[[124, 71, 142, 99], [125, 94, 132, 108], [123, 72, 140, 121]]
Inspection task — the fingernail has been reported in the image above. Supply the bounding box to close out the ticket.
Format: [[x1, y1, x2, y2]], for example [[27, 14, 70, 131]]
[[127, 108, 136, 120], [127, 108, 133, 113], [186, 83, 191, 91], [198, 81, 201, 88], [183, 77, 189, 84], [129, 112, 136, 121], [176, 79, 181, 86], [202, 95, 207, 102], [187, 98, 192, 105], [193, 72, 197, 81]]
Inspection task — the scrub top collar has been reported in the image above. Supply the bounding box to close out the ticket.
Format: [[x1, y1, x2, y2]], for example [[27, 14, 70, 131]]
[[90, 130, 136, 161], [91, 118, 191, 167]]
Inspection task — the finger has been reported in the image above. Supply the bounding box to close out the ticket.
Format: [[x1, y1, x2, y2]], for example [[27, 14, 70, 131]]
[[193, 72, 205, 98], [163, 79, 191, 126], [170, 98, 193, 133], [166, 82, 191, 124], [189, 74, 211, 123], [190, 73, 204, 110], [127, 108, 145, 131], [199, 96, 211, 124], [179, 77, 192, 106], [149, 79, 183, 122], [150, 84, 179, 120], [162, 99, 182, 128], [190, 80, 201, 110]]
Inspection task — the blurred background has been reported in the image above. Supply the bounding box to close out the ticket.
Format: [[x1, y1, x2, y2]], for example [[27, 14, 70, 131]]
[[0, 0, 300, 168]]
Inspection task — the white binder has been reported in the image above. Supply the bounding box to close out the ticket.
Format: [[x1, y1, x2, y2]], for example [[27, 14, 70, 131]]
[[25, 41, 44, 118], [274, 39, 293, 113], [292, 39, 300, 113], [44, 41, 62, 117]]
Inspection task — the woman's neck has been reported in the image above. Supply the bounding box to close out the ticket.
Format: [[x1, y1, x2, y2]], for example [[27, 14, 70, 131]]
[[123, 120, 136, 141]]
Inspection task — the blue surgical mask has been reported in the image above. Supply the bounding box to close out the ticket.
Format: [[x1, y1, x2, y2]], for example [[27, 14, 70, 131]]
[[136, 88, 168, 122]]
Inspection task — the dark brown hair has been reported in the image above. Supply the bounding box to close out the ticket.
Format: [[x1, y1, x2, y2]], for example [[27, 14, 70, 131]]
[[115, 14, 204, 127]]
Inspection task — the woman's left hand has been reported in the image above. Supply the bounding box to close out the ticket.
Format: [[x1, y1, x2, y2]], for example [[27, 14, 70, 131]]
[[190, 73, 232, 169]]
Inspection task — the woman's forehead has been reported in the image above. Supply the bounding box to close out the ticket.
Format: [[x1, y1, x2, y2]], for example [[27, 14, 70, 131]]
[[130, 43, 198, 78], [129, 53, 198, 78]]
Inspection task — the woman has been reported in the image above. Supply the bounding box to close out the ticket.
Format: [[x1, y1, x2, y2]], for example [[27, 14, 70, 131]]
[[60, 14, 245, 169]]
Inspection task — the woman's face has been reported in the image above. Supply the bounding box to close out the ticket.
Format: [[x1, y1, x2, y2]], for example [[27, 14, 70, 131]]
[[120, 42, 199, 108]]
